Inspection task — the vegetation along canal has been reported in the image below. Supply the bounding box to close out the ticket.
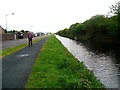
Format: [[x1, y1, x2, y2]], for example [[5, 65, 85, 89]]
[[56, 35, 120, 88]]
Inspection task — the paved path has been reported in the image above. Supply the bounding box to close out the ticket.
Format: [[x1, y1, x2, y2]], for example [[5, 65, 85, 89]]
[[2, 37, 48, 88], [2, 36, 44, 50]]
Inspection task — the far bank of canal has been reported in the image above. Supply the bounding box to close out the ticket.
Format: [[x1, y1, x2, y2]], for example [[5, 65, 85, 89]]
[[56, 35, 120, 88]]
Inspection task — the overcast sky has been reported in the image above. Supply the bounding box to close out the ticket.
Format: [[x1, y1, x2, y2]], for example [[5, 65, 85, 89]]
[[0, 0, 119, 33]]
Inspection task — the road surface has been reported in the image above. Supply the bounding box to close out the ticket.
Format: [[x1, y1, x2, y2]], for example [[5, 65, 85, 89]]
[[2, 36, 44, 50], [2, 37, 48, 88]]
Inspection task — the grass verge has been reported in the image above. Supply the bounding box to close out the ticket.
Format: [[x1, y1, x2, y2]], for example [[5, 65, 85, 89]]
[[1, 36, 47, 58], [26, 35, 105, 88]]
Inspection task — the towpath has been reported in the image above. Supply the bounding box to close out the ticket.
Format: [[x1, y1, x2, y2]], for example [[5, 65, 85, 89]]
[[2, 37, 48, 88]]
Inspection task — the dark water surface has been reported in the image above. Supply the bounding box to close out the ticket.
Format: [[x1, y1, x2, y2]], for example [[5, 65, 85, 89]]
[[56, 35, 120, 88]]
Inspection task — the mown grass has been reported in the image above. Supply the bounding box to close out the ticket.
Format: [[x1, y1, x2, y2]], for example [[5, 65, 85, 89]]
[[1, 36, 47, 58], [26, 35, 105, 89]]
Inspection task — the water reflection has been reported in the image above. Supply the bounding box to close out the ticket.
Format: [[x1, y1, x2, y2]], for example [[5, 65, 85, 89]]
[[56, 35, 120, 88]]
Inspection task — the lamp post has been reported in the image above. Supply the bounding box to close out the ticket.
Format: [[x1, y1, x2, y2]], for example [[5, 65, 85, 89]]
[[5, 13, 14, 31]]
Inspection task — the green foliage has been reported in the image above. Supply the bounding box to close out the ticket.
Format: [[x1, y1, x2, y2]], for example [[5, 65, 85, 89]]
[[110, 1, 120, 15], [26, 35, 105, 88], [56, 14, 119, 43], [109, 1, 120, 38], [21, 30, 25, 33], [7, 30, 18, 33], [7, 30, 30, 34], [57, 2, 120, 42]]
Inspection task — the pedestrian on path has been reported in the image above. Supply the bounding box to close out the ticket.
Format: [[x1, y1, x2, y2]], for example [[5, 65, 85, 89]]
[[28, 32, 33, 46]]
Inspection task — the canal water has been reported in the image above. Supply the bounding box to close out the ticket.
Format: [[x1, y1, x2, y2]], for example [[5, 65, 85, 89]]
[[56, 35, 120, 88]]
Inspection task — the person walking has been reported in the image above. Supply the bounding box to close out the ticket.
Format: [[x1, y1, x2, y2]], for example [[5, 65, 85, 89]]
[[28, 32, 33, 46]]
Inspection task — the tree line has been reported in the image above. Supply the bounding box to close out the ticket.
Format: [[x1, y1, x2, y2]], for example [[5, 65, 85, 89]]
[[5, 29, 30, 34], [56, 2, 120, 43]]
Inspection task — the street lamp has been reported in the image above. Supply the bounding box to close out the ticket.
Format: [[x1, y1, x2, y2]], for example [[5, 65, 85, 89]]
[[5, 13, 14, 31]]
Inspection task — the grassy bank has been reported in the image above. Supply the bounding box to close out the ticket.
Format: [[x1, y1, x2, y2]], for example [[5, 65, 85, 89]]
[[26, 35, 105, 88], [1, 36, 47, 58]]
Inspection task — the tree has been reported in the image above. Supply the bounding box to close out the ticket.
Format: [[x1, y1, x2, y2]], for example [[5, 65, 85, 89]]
[[109, 1, 120, 24], [21, 30, 25, 33], [4, 29, 7, 33], [25, 30, 29, 33], [13, 30, 16, 33], [110, 1, 120, 38], [110, 1, 120, 16]]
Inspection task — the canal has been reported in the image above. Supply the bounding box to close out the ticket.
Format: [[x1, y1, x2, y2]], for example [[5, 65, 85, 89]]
[[56, 35, 120, 88]]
